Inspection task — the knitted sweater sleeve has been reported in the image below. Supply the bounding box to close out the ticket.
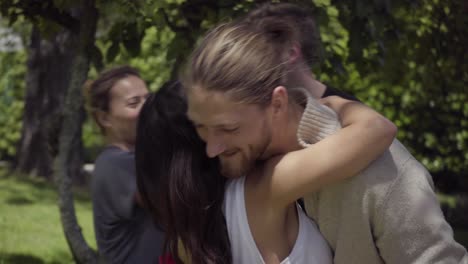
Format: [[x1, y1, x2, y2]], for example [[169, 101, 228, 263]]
[[374, 157, 468, 263], [295, 88, 341, 147]]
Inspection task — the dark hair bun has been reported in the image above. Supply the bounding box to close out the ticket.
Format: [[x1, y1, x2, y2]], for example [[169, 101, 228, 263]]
[[244, 2, 322, 65]]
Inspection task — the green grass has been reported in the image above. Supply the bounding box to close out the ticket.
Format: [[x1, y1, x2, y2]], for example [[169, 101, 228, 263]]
[[0, 170, 96, 264]]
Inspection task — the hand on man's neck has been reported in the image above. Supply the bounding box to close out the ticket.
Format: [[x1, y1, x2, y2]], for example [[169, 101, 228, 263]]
[[270, 69, 327, 155], [266, 101, 305, 157], [301, 69, 327, 99], [309, 79, 327, 98]]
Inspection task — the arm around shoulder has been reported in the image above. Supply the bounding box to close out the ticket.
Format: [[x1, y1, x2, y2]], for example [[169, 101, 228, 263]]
[[265, 96, 397, 207]]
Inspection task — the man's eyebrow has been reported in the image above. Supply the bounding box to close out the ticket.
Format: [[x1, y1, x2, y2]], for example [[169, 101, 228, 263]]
[[126, 93, 148, 100]]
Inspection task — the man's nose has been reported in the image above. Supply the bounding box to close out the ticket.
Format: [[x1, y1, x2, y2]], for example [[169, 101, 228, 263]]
[[206, 139, 226, 158]]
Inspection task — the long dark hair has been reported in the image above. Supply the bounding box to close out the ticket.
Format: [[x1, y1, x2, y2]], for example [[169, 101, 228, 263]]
[[135, 81, 231, 264]]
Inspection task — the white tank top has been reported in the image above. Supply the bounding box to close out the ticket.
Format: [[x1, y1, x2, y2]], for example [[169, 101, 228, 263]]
[[223, 177, 332, 264]]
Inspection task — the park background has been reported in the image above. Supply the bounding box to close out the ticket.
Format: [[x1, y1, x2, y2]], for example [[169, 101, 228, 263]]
[[0, 0, 467, 263]]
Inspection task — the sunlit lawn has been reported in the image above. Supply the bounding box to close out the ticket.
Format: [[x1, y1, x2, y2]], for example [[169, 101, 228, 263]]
[[0, 168, 466, 264], [0, 169, 96, 264]]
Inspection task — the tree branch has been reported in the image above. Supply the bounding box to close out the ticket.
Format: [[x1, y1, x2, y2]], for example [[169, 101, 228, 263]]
[[15, 0, 80, 33]]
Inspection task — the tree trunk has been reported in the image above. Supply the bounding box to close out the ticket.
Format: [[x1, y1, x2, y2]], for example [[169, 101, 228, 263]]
[[16, 24, 86, 184], [53, 0, 99, 263]]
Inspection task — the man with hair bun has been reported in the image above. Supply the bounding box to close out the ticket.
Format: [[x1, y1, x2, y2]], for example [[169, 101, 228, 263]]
[[184, 3, 467, 264], [240, 3, 468, 263]]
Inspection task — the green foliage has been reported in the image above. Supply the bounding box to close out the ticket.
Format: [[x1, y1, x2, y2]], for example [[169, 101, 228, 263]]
[[130, 26, 175, 90], [82, 118, 104, 163], [0, 50, 26, 160], [98, 25, 175, 91], [310, 0, 467, 191]]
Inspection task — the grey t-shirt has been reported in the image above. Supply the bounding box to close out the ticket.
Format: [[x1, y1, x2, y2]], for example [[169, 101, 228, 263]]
[[92, 146, 163, 264]]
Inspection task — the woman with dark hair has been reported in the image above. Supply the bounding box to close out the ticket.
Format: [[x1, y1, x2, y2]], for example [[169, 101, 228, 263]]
[[135, 81, 231, 264], [86, 65, 164, 263]]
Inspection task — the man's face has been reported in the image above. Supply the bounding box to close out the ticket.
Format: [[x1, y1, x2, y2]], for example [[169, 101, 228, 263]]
[[187, 88, 273, 178]]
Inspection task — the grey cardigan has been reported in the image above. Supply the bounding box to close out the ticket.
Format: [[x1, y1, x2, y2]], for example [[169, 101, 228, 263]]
[[297, 89, 468, 263]]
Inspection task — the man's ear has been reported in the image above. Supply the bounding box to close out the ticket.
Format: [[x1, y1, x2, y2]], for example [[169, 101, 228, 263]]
[[270, 86, 289, 117], [96, 110, 111, 129], [288, 42, 302, 65]]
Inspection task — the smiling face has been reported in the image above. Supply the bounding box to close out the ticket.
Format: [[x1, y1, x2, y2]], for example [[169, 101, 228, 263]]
[[182, 22, 303, 177], [102, 75, 149, 149], [187, 88, 273, 178]]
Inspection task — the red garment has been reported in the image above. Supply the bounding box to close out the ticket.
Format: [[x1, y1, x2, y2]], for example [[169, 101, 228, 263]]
[[159, 254, 175, 264]]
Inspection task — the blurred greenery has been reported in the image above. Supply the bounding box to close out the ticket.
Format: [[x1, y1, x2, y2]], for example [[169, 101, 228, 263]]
[[0, 168, 96, 263], [1, 0, 466, 191], [0, 51, 26, 159], [315, 0, 468, 192]]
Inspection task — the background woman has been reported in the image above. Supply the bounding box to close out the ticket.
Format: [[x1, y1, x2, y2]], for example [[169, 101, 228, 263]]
[[86, 65, 164, 263]]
